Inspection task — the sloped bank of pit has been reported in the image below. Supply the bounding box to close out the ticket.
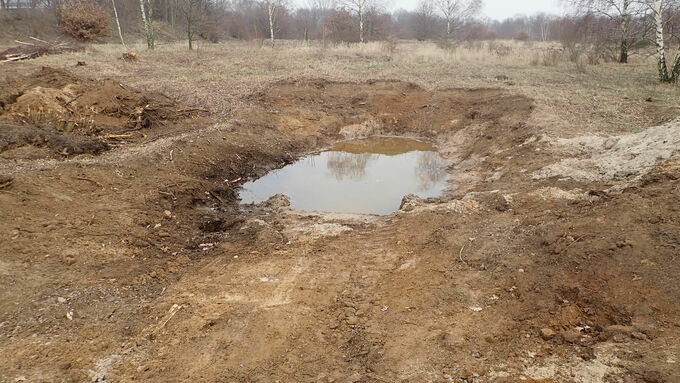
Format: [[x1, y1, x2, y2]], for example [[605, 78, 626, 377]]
[[225, 79, 535, 205], [206, 79, 536, 239]]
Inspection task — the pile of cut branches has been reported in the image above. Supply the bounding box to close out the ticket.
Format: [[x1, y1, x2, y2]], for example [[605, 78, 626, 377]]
[[0, 37, 82, 63]]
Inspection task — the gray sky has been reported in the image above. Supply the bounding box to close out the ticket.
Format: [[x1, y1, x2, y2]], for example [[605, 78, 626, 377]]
[[391, 0, 565, 20], [482, 0, 564, 20]]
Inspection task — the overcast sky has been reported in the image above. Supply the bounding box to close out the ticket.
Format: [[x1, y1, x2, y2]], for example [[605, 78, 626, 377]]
[[484, 0, 564, 20], [391, 0, 565, 20]]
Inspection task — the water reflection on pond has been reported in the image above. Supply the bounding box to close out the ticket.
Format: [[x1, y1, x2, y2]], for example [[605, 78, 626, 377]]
[[239, 137, 450, 215]]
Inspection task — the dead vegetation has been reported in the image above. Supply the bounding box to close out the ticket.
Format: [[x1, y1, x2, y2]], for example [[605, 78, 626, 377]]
[[57, 0, 110, 41], [0, 37, 82, 63], [0, 67, 206, 156]]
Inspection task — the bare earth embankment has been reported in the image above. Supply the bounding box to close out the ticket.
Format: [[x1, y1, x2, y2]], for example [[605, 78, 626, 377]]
[[0, 41, 679, 382]]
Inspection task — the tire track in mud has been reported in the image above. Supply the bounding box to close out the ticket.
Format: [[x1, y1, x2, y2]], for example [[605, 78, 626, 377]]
[[127, 218, 418, 381], [315, 222, 422, 382]]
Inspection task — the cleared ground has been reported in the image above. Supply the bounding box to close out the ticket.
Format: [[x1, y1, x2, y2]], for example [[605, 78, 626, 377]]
[[0, 40, 679, 382]]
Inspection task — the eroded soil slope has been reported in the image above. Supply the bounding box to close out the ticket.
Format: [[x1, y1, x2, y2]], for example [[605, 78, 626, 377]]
[[0, 74, 678, 383]]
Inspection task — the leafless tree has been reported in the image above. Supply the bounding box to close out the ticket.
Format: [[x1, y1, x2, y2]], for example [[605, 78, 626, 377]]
[[260, 0, 287, 44], [307, 0, 335, 41], [565, 0, 651, 63], [432, 0, 482, 38], [651, 0, 680, 81], [413, 0, 436, 40], [180, 0, 202, 49], [139, 0, 155, 49], [532, 13, 554, 41], [338, 0, 381, 42], [111, 0, 128, 50]]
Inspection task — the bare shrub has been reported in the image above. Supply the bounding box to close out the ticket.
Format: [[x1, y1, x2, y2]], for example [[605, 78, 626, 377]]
[[463, 40, 483, 50], [435, 38, 459, 52], [492, 43, 512, 57], [541, 49, 562, 66], [514, 31, 530, 41], [575, 54, 588, 73], [530, 48, 563, 67], [382, 38, 397, 56], [58, 0, 110, 41]]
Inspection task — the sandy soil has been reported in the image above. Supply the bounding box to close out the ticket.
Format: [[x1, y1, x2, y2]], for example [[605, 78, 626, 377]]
[[0, 66, 679, 383]]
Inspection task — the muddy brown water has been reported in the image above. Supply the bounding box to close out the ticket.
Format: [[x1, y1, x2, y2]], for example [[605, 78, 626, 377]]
[[239, 137, 450, 215]]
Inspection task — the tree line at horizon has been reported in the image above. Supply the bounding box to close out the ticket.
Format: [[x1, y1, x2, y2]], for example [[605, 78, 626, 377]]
[[2, 0, 679, 81]]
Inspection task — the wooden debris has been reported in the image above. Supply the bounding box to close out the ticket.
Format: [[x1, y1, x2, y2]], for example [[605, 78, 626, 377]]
[[0, 176, 14, 190], [122, 51, 137, 62], [0, 38, 82, 63]]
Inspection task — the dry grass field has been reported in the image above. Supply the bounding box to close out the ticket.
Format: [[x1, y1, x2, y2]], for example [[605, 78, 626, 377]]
[[16, 39, 680, 133], [1, 40, 679, 382]]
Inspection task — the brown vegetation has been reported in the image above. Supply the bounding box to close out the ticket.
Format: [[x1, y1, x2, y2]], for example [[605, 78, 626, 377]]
[[0, 67, 206, 156], [0, 38, 82, 62], [58, 0, 111, 41]]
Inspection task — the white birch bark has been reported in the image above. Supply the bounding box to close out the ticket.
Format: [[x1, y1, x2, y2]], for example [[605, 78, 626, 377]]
[[358, 0, 364, 42], [139, 0, 154, 49], [111, 0, 127, 50], [654, 0, 670, 81], [619, 0, 631, 62], [338, 0, 370, 43], [268, 1, 275, 44]]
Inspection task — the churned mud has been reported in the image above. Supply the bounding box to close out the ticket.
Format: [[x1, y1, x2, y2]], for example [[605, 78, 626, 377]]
[[0, 71, 679, 382]]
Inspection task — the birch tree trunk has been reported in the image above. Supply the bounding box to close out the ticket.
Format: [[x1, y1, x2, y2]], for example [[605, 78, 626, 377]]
[[187, 1, 194, 50], [146, 0, 155, 45], [268, 2, 275, 45], [670, 51, 680, 82], [111, 0, 127, 50], [654, 0, 670, 82], [619, 0, 630, 63], [139, 0, 155, 49], [358, 2, 364, 43]]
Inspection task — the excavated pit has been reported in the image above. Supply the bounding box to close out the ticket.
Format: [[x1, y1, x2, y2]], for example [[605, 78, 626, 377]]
[[238, 136, 450, 215]]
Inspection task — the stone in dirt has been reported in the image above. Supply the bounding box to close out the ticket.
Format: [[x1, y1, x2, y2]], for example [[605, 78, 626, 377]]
[[262, 193, 291, 210], [560, 330, 581, 344], [540, 328, 557, 340], [604, 325, 634, 336], [399, 194, 424, 212]]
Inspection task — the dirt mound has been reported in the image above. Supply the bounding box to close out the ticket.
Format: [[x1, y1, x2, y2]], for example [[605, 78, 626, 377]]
[[533, 120, 680, 184], [0, 67, 205, 157]]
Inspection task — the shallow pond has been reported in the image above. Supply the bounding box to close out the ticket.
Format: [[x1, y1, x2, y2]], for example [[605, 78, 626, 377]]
[[239, 137, 450, 215]]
